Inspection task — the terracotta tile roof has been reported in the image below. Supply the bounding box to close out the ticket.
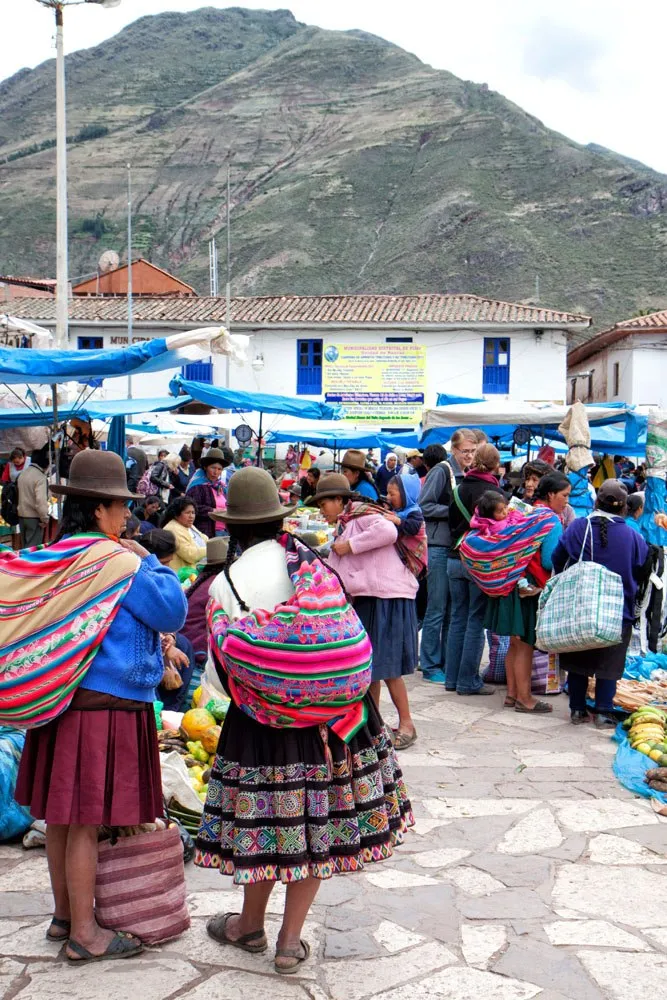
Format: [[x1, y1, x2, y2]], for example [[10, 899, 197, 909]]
[[568, 307, 667, 366], [0, 276, 56, 292], [4, 292, 591, 329]]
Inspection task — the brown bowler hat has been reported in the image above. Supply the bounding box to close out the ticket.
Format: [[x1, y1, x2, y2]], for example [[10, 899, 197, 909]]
[[52, 450, 141, 500], [313, 473, 355, 503], [210, 467, 297, 524]]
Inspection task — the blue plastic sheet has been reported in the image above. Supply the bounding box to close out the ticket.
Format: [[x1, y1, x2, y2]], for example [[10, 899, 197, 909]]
[[624, 652, 667, 681], [0, 727, 32, 841], [612, 723, 667, 805]]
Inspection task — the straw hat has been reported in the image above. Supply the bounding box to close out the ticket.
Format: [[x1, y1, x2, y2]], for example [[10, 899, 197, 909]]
[[52, 450, 141, 500], [210, 467, 297, 524], [337, 449, 367, 472], [313, 473, 355, 503], [405, 449, 422, 460], [202, 535, 229, 566]]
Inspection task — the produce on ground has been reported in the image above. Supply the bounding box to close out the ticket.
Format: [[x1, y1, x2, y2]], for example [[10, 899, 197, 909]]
[[645, 767, 667, 793], [607, 678, 667, 712], [158, 729, 213, 804], [622, 707, 667, 764], [180, 707, 216, 740]]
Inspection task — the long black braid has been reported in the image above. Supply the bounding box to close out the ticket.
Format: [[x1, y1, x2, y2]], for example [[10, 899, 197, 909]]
[[222, 519, 285, 613], [594, 496, 627, 548]]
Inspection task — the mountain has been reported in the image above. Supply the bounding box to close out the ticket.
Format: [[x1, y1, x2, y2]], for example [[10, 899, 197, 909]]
[[1, 6, 667, 335]]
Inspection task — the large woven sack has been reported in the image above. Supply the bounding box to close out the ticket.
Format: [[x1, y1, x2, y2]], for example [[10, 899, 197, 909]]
[[482, 631, 509, 685], [536, 560, 624, 653], [95, 824, 190, 944]]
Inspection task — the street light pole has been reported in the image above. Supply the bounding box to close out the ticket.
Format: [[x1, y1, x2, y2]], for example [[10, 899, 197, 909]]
[[37, 0, 121, 350]]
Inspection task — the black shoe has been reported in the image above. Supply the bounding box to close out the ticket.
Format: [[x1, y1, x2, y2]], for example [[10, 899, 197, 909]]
[[594, 712, 617, 729], [570, 710, 591, 725]]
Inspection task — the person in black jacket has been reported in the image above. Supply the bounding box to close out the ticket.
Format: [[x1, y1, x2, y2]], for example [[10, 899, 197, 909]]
[[446, 444, 505, 695]]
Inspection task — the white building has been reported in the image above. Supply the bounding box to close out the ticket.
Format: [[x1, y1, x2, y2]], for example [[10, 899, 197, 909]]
[[7, 292, 590, 416], [567, 309, 667, 409]]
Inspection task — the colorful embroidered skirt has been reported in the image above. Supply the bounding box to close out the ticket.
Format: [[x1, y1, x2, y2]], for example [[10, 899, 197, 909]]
[[194, 695, 414, 884]]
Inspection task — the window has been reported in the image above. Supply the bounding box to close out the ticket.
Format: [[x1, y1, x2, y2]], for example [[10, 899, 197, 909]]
[[482, 337, 510, 394], [613, 362, 620, 397], [182, 360, 213, 383], [385, 336, 413, 343], [296, 339, 323, 394], [77, 336, 103, 350]]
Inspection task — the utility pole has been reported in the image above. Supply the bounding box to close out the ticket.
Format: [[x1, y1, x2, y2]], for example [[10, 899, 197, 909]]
[[127, 161, 133, 399], [55, 4, 68, 350], [225, 160, 232, 390], [209, 238, 219, 296]]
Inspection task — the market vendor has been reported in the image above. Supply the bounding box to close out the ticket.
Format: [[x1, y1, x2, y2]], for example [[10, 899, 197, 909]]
[[552, 480, 650, 728], [12, 450, 187, 964]]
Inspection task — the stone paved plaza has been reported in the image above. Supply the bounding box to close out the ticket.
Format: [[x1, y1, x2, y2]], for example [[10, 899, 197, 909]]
[[2, 678, 667, 1000]]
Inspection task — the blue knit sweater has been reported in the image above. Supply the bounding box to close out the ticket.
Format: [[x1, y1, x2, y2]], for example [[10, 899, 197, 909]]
[[80, 554, 187, 702]]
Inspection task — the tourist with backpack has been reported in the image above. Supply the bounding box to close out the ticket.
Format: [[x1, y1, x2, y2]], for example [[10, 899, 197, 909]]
[[196, 468, 413, 975]]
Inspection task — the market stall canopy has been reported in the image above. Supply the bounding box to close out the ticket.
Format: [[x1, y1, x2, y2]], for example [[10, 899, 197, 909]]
[[424, 397, 638, 429], [0, 328, 247, 385], [170, 375, 344, 421], [1, 315, 53, 349], [0, 395, 192, 429], [266, 427, 420, 450]]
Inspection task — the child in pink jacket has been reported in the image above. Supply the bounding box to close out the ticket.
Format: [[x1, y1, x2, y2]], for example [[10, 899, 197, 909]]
[[314, 473, 418, 750]]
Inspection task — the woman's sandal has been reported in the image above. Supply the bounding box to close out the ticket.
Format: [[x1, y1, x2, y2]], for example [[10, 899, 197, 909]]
[[46, 917, 71, 941], [503, 697, 516, 708], [206, 912, 268, 953], [515, 700, 553, 714], [66, 931, 143, 964], [275, 939, 310, 975], [393, 729, 417, 750]]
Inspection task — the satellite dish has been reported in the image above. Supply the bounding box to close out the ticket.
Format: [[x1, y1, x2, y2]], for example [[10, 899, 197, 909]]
[[98, 249, 120, 274]]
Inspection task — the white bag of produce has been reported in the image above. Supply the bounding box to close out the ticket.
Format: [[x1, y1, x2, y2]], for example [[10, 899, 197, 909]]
[[160, 750, 204, 815]]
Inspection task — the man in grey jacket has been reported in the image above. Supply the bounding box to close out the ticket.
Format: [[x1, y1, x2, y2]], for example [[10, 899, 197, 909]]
[[419, 442, 470, 682], [17, 445, 50, 547]]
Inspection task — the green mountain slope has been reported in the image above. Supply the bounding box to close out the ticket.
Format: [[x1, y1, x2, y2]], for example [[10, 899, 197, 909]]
[[1, 7, 667, 334]]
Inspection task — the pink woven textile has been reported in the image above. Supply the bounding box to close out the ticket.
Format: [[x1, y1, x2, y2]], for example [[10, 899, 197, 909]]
[[95, 824, 190, 944]]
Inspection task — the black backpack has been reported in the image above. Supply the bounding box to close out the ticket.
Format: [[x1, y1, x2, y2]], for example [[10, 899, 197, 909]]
[[1, 481, 19, 527]]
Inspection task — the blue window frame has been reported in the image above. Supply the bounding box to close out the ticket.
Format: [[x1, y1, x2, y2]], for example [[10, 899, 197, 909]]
[[77, 336, 103, 350], [296, 339, 323, 394], [182, 360, 213, 384], [482, 337, 510, 394]]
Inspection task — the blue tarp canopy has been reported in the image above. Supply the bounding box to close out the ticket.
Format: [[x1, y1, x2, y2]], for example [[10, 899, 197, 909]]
[[0, 339, 209, 385], [171, 375, 343, 421], [267, 428, 420, 450], [0, 396, 192, 429]]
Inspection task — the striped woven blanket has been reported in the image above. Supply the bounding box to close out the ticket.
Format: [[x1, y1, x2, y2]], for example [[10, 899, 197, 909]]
[[459, 508, 558, 597], [0, 534, 139, 728], [208, 533, 372, 743]]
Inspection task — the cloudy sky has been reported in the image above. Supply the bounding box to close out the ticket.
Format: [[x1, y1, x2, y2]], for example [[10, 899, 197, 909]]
[[5, 1, 667, 172]]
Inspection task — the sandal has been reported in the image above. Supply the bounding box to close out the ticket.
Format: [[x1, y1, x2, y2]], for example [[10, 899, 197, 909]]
[[503, 697, 517, 708], [393, 729, 417, 750], [206, 912, 268, 953], [515, 700, 553, 714], [275, 939, 310, 975], [66, 931, 143, 964], [46, 917, 71, 941]]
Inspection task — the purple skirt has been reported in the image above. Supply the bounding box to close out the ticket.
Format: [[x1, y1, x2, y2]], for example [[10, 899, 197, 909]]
[[15, 704, 163, 826]]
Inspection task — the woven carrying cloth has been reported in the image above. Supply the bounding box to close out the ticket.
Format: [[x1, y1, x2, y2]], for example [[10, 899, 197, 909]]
[[208, 533, 373, 743], [459, 508, 557, 597], [536, 517, 624, 653], [337, 499, 427, 579], [0, 534, 139, 728]]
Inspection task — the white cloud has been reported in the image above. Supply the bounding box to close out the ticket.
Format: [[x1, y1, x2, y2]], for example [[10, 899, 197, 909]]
[[3, 0, 667, 172]]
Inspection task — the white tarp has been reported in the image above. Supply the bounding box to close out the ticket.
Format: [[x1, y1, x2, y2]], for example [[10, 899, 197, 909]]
[[421, 399, 633, 429]]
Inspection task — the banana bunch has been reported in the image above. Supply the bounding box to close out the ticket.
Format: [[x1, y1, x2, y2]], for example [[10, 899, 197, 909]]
[[623, 706, 667, 763]]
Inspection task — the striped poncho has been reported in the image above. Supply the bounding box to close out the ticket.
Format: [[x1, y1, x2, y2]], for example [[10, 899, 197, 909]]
[[0, 534, 139, 728], [208, 533, 373, 743], [459, 508, 558, 597]]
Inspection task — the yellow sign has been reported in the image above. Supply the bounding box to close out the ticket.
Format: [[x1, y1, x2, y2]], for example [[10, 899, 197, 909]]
[[323, 343, 426, 423]]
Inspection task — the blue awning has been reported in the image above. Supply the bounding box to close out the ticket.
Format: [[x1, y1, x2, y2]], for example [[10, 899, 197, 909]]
[[267, 428, 420, 450], [0, 396, 192, 429], [171, 376, 343, 421]]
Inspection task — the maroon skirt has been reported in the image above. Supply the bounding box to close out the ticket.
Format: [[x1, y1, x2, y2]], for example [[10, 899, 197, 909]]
[[15, 703, 163, 826]]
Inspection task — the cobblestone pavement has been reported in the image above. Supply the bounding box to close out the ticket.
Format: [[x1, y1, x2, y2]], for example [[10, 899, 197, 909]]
[[2, 678, 667, 1000]]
